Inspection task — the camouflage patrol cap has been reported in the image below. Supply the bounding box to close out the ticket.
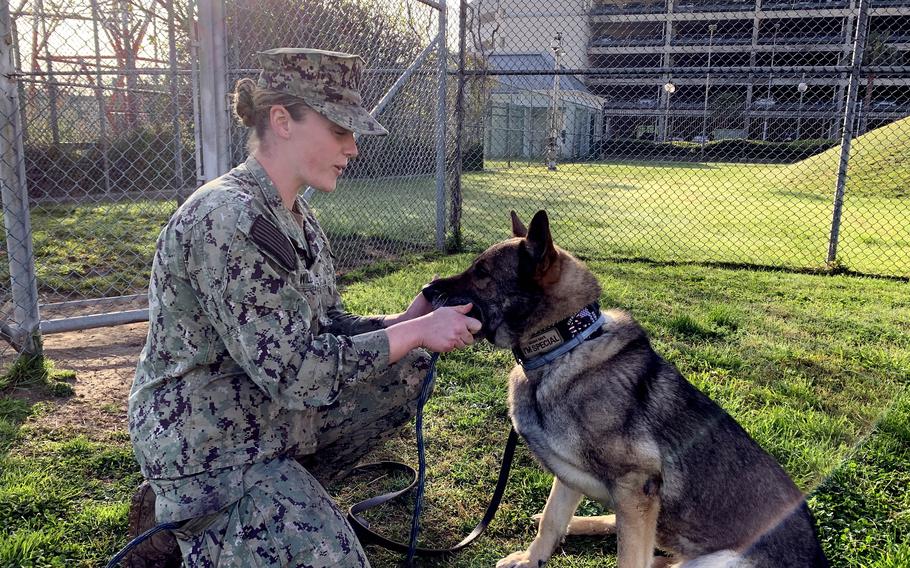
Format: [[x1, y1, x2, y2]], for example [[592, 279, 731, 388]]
[[257, 47, 388, 136]]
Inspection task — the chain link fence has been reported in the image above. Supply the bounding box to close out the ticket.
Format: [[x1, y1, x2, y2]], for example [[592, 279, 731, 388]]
[[0, 0, 449, 371], [222, 0, 448, 269], [453, 0, 910, 278], [1, 0, 196, 368], [1, 0, 908, 372]]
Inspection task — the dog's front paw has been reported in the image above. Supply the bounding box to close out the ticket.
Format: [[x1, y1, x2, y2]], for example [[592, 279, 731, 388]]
[[496, 550, 546, 568]]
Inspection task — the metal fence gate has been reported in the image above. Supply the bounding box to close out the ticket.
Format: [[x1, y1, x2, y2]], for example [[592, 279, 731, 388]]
[[451, 0, 910, 279], [1, 0, 196, 361], [0, 0, 449, 370], [218, 0, 449, 268]]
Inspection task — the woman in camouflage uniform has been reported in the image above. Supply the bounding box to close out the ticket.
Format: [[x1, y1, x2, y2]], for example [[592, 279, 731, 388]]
[[126, 48, 481, 568]]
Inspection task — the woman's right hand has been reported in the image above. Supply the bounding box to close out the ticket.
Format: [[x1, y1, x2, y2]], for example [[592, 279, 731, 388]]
[[385, 303, 481, 363], [415, 304, 482, 353]]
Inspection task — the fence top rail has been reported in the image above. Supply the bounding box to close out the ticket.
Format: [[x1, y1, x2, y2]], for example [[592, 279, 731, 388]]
[[414, 0, 446, 11], [461, 66, 910, 76]]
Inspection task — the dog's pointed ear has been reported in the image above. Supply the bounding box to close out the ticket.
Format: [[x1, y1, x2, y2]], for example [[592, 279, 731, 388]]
[[527, 210, 553, 255], [510, 210, 527, 238], [525, 210, 559, 278]]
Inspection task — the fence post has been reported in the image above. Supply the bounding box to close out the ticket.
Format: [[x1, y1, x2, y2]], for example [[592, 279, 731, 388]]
[[435, 3, 448, 251], [196, 0, 230, 183], [0, 3, 40, 354], [448, 0, 466, 252], [828, 0, 870, 266], [90, 0, 113, 196], [167, 0, 186, 203]]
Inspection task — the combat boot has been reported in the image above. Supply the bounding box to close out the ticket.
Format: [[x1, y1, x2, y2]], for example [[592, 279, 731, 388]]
[[124, 480, 183, 568]]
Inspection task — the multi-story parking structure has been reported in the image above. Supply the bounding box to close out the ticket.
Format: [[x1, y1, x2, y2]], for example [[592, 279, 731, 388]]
[[471, 0, 910, 148], [589, 0, 910, 142]]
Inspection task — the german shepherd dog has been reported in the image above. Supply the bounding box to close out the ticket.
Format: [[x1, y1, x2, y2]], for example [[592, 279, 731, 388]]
[[422, 211, 828, 568]]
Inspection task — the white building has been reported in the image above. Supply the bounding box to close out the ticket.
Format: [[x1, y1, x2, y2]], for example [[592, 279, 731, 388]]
[[470, 1, 605, 160], [485, 53, 605, 160]]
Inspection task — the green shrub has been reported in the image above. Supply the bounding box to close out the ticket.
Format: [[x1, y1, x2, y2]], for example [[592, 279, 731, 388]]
[[0, 345, 76, 398], [462, 143, 484, 172], [24, 125, 195, 199]]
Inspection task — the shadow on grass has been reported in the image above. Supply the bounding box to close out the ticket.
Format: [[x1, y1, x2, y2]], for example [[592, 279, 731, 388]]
[[328, 232, 440, 278], [810, 389, 910, 566], [452, 241, 902, 282], [0, 396, 32, 457], [771, 189, 832, 202], [485, 160, 720, 171], [572, 254, 910, 284]]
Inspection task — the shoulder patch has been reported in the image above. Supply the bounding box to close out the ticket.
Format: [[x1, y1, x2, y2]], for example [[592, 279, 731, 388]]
[[249, 216, 298, 272]]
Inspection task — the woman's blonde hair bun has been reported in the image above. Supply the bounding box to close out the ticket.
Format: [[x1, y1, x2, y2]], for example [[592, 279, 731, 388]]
[[233, 78, 258, 128]]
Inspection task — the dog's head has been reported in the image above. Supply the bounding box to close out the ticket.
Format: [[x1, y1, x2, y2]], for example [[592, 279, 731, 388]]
[[422, 210, 601, 349]]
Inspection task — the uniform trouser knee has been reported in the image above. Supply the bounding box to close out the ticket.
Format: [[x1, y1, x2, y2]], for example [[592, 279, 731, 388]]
[[171, 349, 433, 566], [298, 348, 433, 483], [174, 457, 371, 568]]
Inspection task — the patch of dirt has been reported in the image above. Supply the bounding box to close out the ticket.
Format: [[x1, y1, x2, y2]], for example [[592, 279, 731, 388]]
[[26, 322, 148, 440]]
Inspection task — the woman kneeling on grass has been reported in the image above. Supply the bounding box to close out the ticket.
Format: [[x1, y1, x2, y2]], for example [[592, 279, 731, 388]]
[[125, 47, 480, 568]]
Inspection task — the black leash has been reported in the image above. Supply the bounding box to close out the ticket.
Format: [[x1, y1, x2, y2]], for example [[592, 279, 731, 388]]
[[105, 521, 183, 568], [347, 352, 520, 563], [108, 354, 519, 567]]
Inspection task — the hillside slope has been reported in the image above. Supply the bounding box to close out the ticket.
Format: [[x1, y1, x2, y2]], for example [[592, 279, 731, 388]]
[[784, 116, 910, 198]]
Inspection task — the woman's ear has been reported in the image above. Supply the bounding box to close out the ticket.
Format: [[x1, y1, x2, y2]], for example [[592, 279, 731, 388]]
[[269, 105, 292, 139]]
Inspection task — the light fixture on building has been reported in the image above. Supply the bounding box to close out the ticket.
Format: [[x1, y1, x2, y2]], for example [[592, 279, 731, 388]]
[[701, 24, 717, 155], [551, 32, 564, 55], [796, 81, 808, 140], [662, 83, 676, 142]]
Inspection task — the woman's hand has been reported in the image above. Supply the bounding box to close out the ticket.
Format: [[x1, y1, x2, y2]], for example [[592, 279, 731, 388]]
[[415, 304, 482, 352], [386, 303, 481, 363]]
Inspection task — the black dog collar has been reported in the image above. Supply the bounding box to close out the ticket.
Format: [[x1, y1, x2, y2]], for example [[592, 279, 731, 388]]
[[513, 302, 606, 370]]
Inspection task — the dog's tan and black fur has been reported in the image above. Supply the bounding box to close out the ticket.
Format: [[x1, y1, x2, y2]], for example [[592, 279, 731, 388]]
[[422, 211, 828, 568]]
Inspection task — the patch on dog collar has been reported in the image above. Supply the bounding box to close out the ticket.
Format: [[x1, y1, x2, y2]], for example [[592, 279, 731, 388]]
[[514, 302, 605, 370], [520, 328, 563, 359]]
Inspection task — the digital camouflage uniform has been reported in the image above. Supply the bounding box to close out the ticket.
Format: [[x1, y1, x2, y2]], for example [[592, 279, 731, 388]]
[[128, 48, 426, 567]]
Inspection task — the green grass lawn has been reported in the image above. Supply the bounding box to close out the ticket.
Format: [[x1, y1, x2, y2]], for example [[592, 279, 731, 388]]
[[4, 117, 909, 299], [27, 201, 177, 298], [461, 157, 908, 279], [328, 114, 910, 281], [1, 256, 908, 567]]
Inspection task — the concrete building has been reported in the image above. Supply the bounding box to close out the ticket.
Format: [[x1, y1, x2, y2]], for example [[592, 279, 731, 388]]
[[589, 0, 910, 142], [472, 0, 910, 146]]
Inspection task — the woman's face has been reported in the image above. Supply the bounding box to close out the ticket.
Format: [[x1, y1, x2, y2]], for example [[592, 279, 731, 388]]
[[290, 109, 358, 193]]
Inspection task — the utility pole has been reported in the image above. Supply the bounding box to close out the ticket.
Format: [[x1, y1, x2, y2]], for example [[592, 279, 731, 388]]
[[547, 32, 564, 171]]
